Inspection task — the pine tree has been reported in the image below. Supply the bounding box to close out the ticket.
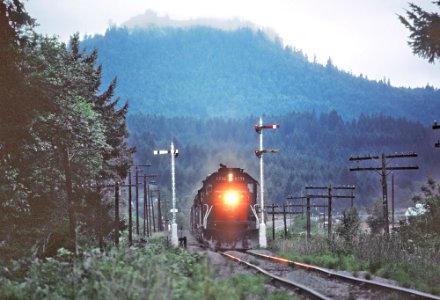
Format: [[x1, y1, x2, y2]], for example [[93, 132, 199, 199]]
[[1, 1, 134, 257], [65, 35, 134, 245], [399, 2, 440, 63]]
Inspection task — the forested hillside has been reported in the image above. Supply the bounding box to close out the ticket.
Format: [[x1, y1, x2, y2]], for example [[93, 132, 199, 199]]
[[82, 25, 440, 123], [128, 112, 439, 215]]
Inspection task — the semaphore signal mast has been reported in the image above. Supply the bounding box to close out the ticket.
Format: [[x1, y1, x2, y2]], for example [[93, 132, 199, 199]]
[[154, 142, 179, 246], [254, 117, 279, 248]]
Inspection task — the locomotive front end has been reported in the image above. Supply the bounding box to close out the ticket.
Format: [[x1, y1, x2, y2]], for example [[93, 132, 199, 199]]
[[190, 165, 259, 249]]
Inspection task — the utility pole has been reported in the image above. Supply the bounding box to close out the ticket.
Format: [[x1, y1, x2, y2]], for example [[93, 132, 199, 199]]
[[150, 189, 157, 233], [127, 171, 133, 245], [286, 196, 328, 240], [113, 181, 136, 245], [432, 121, 440, 147], [157, 190, 162, 231], [154, 142, 179, 246], [391, 174, 395, 230], [142, 174, 156, 237], [283, 204, 287, 238], [135, 167, 140, 236], [349, 152, 418, 235], [254, 117, 280, 248], [143, 175, 147, 236], [115, 181, 119, 246], [130, 164, 151, 237], [304, 185, 355, 239]]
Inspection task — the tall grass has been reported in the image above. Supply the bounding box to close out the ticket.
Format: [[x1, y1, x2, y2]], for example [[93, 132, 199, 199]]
[[273, 234, 440, 295]]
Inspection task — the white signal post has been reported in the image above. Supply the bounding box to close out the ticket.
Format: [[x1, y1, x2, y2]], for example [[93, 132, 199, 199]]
[[255, 118, 279, 248], [153, 142, 179, 246]]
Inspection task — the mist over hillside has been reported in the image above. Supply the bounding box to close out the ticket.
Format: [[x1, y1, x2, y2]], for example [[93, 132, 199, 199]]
[[82, 20, 440, 123], [123, 10, 278, 41]]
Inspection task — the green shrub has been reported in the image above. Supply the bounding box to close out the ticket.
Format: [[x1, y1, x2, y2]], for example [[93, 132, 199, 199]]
[[0, 238, 272, 299]]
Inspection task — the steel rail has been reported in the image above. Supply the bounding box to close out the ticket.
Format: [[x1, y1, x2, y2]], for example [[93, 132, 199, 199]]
[[221, 252, 330, 300], [246, 251, 440, 300]]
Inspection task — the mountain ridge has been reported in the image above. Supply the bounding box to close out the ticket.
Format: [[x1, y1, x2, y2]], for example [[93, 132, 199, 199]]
[[81, 25, 440, 123]]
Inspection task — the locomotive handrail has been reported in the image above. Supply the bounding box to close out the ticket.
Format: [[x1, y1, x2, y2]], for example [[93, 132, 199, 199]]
[[251, 204, 260, 228], [203, 204, 213, 229]]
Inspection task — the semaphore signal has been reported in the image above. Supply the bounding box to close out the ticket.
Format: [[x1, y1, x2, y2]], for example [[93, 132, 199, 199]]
[[254, 117, 279, 248], [254, 124, 280, 133], [154, 142, 179, 246], [153, 149, 179, 156], [255, 149, 279, 157]]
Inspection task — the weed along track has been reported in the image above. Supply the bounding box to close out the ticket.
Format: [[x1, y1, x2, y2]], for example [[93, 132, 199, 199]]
[[221, 250, 440, 300], [221, 250, 329, 299]]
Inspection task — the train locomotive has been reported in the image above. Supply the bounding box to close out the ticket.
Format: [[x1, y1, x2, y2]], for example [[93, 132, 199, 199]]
[[190, 164, 259, 249]]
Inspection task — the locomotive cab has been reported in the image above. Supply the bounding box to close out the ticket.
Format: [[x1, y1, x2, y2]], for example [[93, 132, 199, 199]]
[[191, 164, 259, 249]]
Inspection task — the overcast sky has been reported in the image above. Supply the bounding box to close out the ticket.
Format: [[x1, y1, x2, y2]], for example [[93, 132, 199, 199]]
[[26, 0, 440, 88]]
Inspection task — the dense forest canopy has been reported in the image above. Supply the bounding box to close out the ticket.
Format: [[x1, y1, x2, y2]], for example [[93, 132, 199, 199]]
[[82, 25, 440, 123]]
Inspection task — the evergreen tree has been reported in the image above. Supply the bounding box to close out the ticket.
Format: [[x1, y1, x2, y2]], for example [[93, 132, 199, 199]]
[[404, 177, 440, 239], [399, 2, 440, 63], [64, 34, 134, 247], [0, 1, 133, 259], [0, 0, 41, 258], [367, 199, 385, 235], [336, 207, 361, 243]]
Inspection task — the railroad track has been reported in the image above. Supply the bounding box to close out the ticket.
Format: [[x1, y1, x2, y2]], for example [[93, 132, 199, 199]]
[[221, 250, 440, 300]]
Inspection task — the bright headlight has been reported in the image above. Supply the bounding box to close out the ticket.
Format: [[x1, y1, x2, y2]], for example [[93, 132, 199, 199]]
[[224, 192, 239, 205]]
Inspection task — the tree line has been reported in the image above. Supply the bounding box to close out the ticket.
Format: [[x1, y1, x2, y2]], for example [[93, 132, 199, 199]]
[[128, 111, 440, 218]]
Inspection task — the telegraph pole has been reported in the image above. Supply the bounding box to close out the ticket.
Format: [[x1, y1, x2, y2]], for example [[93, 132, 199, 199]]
[[157, 190, 163, 231], [150, 189, 156, 232], [135, 167, 140, 235], [304, 185, 355, 239], [433, 121, 440, 147], [349, 152, 418, 235], [128, 170, 133, 245], [112, 180, 137, 245], [254, 118, 280, 248], [391, 174, 395, 230], [130, 164, 151, 237], [286, 195, 323, 240], [142, 174, 156, 237], [143, 175, 147, 236], [115, 181, 120, 246], [154, 142, 179, 246]]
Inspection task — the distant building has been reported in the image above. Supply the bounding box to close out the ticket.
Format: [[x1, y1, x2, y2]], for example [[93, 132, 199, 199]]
[[404, 203, 427, 218]]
